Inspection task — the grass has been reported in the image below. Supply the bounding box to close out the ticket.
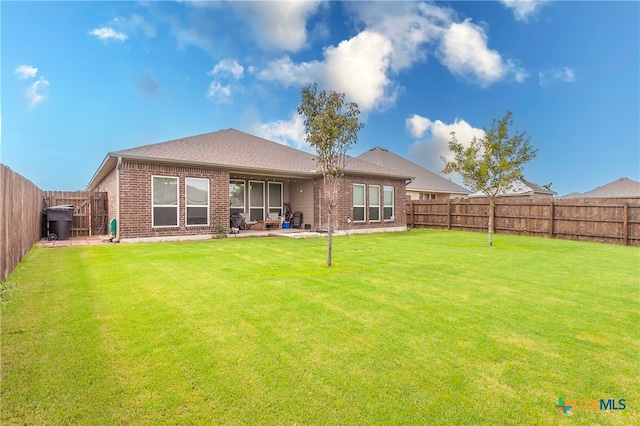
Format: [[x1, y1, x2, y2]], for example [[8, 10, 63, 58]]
[[1, 230, 638, 425]]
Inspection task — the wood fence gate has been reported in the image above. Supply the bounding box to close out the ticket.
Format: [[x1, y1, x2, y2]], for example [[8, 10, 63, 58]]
[[43, 191, 108, 237]]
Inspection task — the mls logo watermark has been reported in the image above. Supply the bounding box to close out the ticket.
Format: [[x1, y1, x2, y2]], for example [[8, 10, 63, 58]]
[[555, 397, 626, 414]]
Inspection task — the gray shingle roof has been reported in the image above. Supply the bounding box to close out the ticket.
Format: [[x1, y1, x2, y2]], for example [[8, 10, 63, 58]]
[[88, 129, 410, 189], [357, 147, 470, 194], [469, 177, 557, 197], [562, 177, 640, 198]]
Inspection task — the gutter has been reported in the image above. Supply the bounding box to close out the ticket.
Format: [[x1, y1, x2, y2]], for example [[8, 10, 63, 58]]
[[115, 156, 122, 242]]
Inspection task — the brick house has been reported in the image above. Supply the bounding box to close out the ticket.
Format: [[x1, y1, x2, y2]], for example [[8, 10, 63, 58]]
[[358, 147, 471, 200], [86, 129, 411, 242]]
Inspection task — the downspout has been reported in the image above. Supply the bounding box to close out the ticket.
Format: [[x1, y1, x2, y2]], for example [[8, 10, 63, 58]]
[[115, 156, 122, 241]]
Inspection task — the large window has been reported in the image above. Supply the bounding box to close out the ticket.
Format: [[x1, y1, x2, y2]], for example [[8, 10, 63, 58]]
[[353, 184, 365, 222], [383, 186, 394, 220], [369, 185, 380, 221], [152, 176, 178, 227], [230, 180, 245, 216], [186, 178, 209, 226], [249, 181, 264, 221], [268, 182, 283, 217]]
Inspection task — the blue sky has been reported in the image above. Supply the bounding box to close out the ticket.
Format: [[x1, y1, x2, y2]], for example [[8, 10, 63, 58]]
[[2, 1, 638, 195]]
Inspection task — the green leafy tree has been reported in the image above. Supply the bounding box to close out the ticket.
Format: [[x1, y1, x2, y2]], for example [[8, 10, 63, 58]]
[[297, 83, 364, 266], [442, 110, 538, 246]]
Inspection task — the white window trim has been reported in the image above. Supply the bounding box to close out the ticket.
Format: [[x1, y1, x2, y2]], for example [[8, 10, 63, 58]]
[[384, 185, 394, 221], [268, 181, 283, 216], [151, 175, 179, 228], [249, 180, 265, 221], [353, 183, 366, 222], [230, 179, 246, 211], [369, 184, 381, 222], [185, 177, 210, 227]]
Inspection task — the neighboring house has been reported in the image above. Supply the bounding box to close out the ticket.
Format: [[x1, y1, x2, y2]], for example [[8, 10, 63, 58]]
[[357, 147, 471, 200], [87, 129, 411, 242], [560, 177, 640, 198], [469, 177, 557, 199]]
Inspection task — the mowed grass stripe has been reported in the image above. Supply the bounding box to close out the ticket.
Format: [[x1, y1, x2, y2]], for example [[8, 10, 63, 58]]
[[2, 230, 638, 425]]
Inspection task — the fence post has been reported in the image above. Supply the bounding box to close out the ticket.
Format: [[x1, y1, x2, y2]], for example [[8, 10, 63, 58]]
[[623, 202, 629, 246], [410, 200, 414, 228], [447, 199, 452, 230], [549, 199, 554, 238]]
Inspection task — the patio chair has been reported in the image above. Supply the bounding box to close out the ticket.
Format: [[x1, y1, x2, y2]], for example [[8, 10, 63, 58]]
[[291, 211, 303, 229], [239, 213, 257, 230]]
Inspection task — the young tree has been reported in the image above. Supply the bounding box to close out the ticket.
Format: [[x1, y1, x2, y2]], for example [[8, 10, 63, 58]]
[[297, 83, 364, 266], [442, 110, 538, 246]]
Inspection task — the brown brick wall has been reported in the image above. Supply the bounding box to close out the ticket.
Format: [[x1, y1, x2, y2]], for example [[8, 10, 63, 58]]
[[117, 161, 229, 239], [314, 175, 407, 231], [95, 167, 117, 224]]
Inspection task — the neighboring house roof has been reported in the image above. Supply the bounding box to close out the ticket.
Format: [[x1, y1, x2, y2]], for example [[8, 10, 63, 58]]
[[561, 177, 640, 198], [469, 177, 557, 197], [87, 129, 411, 190], [357, 147, 470, 195]]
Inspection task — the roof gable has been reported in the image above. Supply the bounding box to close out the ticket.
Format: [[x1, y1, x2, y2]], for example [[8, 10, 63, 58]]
[[88, 129, 410, 189], [575, 177, 640, 198], [358, 147, 470, 194]]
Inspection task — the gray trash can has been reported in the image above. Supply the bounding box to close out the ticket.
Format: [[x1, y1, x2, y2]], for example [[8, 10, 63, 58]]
[[47, 205, 74, 240]]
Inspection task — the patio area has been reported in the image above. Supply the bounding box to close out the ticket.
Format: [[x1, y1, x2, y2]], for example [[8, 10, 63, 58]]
[[38, 235, 112, 248]]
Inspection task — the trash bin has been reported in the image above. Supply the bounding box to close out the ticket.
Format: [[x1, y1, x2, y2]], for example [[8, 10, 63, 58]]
[[47, 205, 74, 240]]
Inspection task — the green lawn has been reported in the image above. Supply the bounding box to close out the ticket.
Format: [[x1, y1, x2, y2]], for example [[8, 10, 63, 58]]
[[1, 230, 638, 425]]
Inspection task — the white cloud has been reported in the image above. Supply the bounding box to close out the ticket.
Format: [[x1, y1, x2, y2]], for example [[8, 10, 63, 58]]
[[437, 19, 525, 87], [346, 1, 449, 72], [500, 0, 549, 22], [209, 59, 244, 80], [407, 115, 485, 172], [205, 81, 232, 103], [259, 30, 396, 112], [539, 67, 576, 86], [14, 65, 38, 79], [406, 114, 432, 138], [252, 113, 309, 150], [89, 27, 128, 42], [231, 0, 324, 52], [25, 76, 50, 108]]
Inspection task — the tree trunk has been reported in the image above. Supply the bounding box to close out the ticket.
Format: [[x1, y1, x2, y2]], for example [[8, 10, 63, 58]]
[[327, 203, 333, 266], [488, 197, 495, 247]]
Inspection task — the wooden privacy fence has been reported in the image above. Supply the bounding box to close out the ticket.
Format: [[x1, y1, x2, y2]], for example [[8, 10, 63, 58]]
[[407, 198, 640, 246], [44, 191, 108, 237], [1, 165, 45, 282]]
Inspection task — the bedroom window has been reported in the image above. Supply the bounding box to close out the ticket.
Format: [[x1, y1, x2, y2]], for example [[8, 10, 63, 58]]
[[383, 186, 394, 220], [369, 185, 380, 221], [186, 178, 209, 226], [353, 184, 365, 222], [152, 176, 178, 227]]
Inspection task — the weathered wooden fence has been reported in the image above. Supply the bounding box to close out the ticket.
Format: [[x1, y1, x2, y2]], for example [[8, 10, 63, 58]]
[[1, 165, 45, 282], [407, 198, 640, 246], [43, 191, 108, 237]]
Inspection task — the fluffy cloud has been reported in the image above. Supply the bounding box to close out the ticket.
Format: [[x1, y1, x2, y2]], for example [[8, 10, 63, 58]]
[[26, 76, 50, 108], [407, 115, 485, 172], [14, 65, 38, 79], [539, 67, 576, 86], [259, 30, 396, 112], [437, 19, 526, 87], [500, 0, 549, 22], [89, 27, 128, 42], [231, 0, 324, 52], [209, 59, 244, 80], [252, 113, 308, 150]]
